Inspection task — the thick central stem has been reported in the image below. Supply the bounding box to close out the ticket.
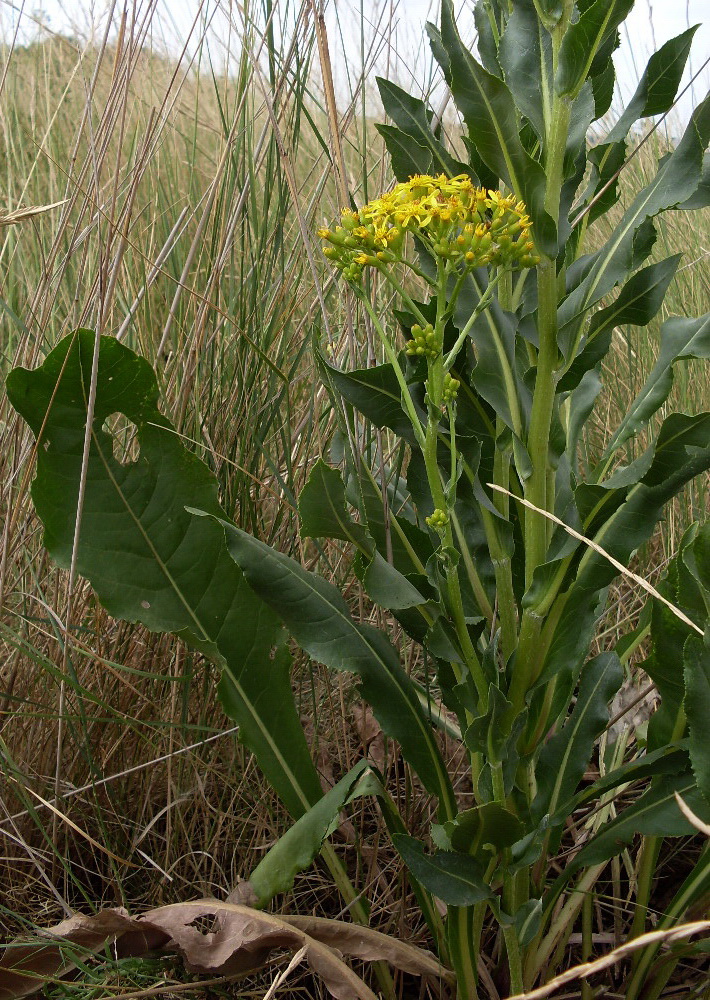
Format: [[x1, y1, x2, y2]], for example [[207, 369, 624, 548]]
[[511, 85, 571, 713]]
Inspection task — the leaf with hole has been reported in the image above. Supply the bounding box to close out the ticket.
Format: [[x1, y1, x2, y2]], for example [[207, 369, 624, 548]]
[[6, 331, 323, 820]]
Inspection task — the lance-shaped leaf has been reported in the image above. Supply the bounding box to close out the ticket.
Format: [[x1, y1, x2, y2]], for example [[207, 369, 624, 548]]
[[393, 836, 493, 906], [601, 312, 710, 461], [556, 0, 635, 99], [214, 521, 455, 810], [537, 412, 710, 714], [299, 460, 430, 614], [605, 27, 699, 143], [436, 0, 557, 256], [248, 761, 379, 907], [376, 125, 433, 184], [299, 459, 370, 550], [685, 632, 710, 805], [559, 96, 710, 357], [551, 745, 690, 825], [317, 354, 417, 442], [5, 331, 323, 819], [532, 653, 622, 830], [376, 78, 473, 182], [644, 577, 692, 751], [566, 772, 710, 874], [499, 0, 551, 142], [559, 255, 682, 393]]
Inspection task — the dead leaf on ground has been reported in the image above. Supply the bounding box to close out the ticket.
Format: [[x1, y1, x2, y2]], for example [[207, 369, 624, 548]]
[[0, 899, 450, 1000]]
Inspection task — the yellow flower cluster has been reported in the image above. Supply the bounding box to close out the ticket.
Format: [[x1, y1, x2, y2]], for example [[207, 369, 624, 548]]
[[319, 174, 538, 282]]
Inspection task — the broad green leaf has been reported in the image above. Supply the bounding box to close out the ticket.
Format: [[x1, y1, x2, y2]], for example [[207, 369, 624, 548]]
[[215, 522, 455, 810], [376, 78, 473, 181], [358, 463, 432, 577], [442, 804, 525, 858], [566, 369, 602, 469], [499, 0, 551, 141], [685, 632, 710, 804], [299, 459, 369, 550], [426, 20, 499, 192], [645, 590, 691, 750], [559, 255, 682, 393], [360, 551, 429, 611], [490, 896, 543, 949], [465, 685, 527, 765], [249, 761, 378, 906], [590, 58, 616, 121], [680, 150, 710, 209], [582, 140, 627, 224], [601, 312, 710, 461], [473, 0, 502, 78], [683, 523, 710, 597], [437, 0, 557, 256], [6, 331, 323, 819], [393, 836, 493, 906], [556, 0, 635, 98], [536, 0, 562, 23], [605, 27, 699, 143], [513, 899, 543, 948], [453, 275, 530, 436], [532, 653, 622, 827]]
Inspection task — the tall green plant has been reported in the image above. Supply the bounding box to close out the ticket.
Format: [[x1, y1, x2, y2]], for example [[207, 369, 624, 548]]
[[6, 1, 710, 997]]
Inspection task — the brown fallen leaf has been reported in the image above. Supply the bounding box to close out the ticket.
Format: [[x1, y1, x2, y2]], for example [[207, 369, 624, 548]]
[[0, 899, 450, 1000], [0, 908, 165, 1000]]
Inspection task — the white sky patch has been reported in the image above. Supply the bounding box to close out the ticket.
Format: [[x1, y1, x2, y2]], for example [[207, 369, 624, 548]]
[[2, 0, 708, 129]]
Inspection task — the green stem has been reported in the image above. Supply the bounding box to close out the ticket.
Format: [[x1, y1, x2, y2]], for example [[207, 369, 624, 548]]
[[448, 906, 480, 1000], [423, 399, 488, 708], [451, 511, 495, 626], [524, 257, 559, 586], [530, 862, 606, 980], [357, 291, 426, 447], [503, 919, 524, 995], [490, 425, 518, 663], [581, 891, 593, 1000], [444, 271, 505, 374], [379, 264, 431, 325]]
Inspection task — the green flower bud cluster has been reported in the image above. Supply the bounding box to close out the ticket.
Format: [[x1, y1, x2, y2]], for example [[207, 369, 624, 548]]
[[318, 209, 404, 283], [405, 323, 442, 360], [426, 508, 449, 531], [442, 373, 460, 404]]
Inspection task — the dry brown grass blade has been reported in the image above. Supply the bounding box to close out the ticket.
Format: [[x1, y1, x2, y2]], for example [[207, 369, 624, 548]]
[[0, 200, 67, 226], [674, 792, 710, 837], [505, 920, 710, 1000], [11, 780, 141, 869], [487, 485, 704, 636], [0, 900, 448, 1000]]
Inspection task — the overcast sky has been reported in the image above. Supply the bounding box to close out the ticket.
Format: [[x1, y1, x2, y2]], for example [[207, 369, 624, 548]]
[[3, 1, 708, 127]]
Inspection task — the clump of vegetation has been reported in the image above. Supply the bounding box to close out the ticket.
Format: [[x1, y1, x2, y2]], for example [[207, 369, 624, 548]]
[[1, 1, 709, 999]]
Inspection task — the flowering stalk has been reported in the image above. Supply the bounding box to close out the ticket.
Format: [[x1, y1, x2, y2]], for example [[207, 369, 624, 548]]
[[320, 174, 539, 723]]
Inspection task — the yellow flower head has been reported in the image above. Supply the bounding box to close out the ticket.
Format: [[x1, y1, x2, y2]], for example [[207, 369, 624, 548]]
[[318, 173, 538, 281]]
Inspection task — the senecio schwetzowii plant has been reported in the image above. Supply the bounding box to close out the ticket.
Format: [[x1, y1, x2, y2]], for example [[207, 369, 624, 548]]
[[6, 1, 710, 998]]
